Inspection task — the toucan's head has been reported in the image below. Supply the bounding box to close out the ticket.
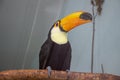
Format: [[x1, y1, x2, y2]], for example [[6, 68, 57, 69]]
[[50, 11, 92, 44], [53, 11, 92, 32]]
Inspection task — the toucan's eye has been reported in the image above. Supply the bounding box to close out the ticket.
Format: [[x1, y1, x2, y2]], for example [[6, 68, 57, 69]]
[[54, 20, 60, 27], [55, 21, 59, 27], [56, 23, 58, 26]]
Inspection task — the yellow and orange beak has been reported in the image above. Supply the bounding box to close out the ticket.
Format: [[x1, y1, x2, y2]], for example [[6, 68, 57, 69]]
[[60, 11, 92, 32]]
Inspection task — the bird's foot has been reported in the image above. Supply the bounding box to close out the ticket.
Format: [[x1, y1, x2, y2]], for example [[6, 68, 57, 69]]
[[66, 69, 70, 80], [47, 66, 52, 78]]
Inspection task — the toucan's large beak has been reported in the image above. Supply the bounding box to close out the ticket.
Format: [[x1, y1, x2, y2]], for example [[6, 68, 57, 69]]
[[60, 11, 92, 32]]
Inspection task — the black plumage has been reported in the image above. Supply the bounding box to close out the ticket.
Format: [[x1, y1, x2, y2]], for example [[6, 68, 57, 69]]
[[39, 38, 71, 70], [39, 22, 71, 71]]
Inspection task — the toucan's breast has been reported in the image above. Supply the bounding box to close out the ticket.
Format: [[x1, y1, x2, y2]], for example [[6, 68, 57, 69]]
[[46, 41, 71, 70]]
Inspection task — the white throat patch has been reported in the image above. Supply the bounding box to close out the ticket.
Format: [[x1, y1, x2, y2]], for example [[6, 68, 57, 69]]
[[51, 27, 68, 44]]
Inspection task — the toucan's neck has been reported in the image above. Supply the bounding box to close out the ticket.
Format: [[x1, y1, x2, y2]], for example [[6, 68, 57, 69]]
[[50, 27, 68, 45]]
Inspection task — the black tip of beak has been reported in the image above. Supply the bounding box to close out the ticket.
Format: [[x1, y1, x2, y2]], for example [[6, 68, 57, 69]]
[[80, 12, 92, 20]]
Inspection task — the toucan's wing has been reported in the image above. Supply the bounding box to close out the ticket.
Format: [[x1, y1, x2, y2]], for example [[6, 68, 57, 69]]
[[62, 42, 71, 70], [39, 38, 53, 69]]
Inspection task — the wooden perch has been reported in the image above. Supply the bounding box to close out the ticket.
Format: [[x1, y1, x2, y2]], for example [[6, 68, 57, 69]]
[[0, 69, 120, 80]]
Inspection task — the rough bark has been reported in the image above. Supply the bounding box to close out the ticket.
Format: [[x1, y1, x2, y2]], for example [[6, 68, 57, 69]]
[[0, 69, 120, 80]]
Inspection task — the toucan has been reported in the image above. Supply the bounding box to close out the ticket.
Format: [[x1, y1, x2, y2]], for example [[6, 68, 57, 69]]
[[39, 11, 92, 71]]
